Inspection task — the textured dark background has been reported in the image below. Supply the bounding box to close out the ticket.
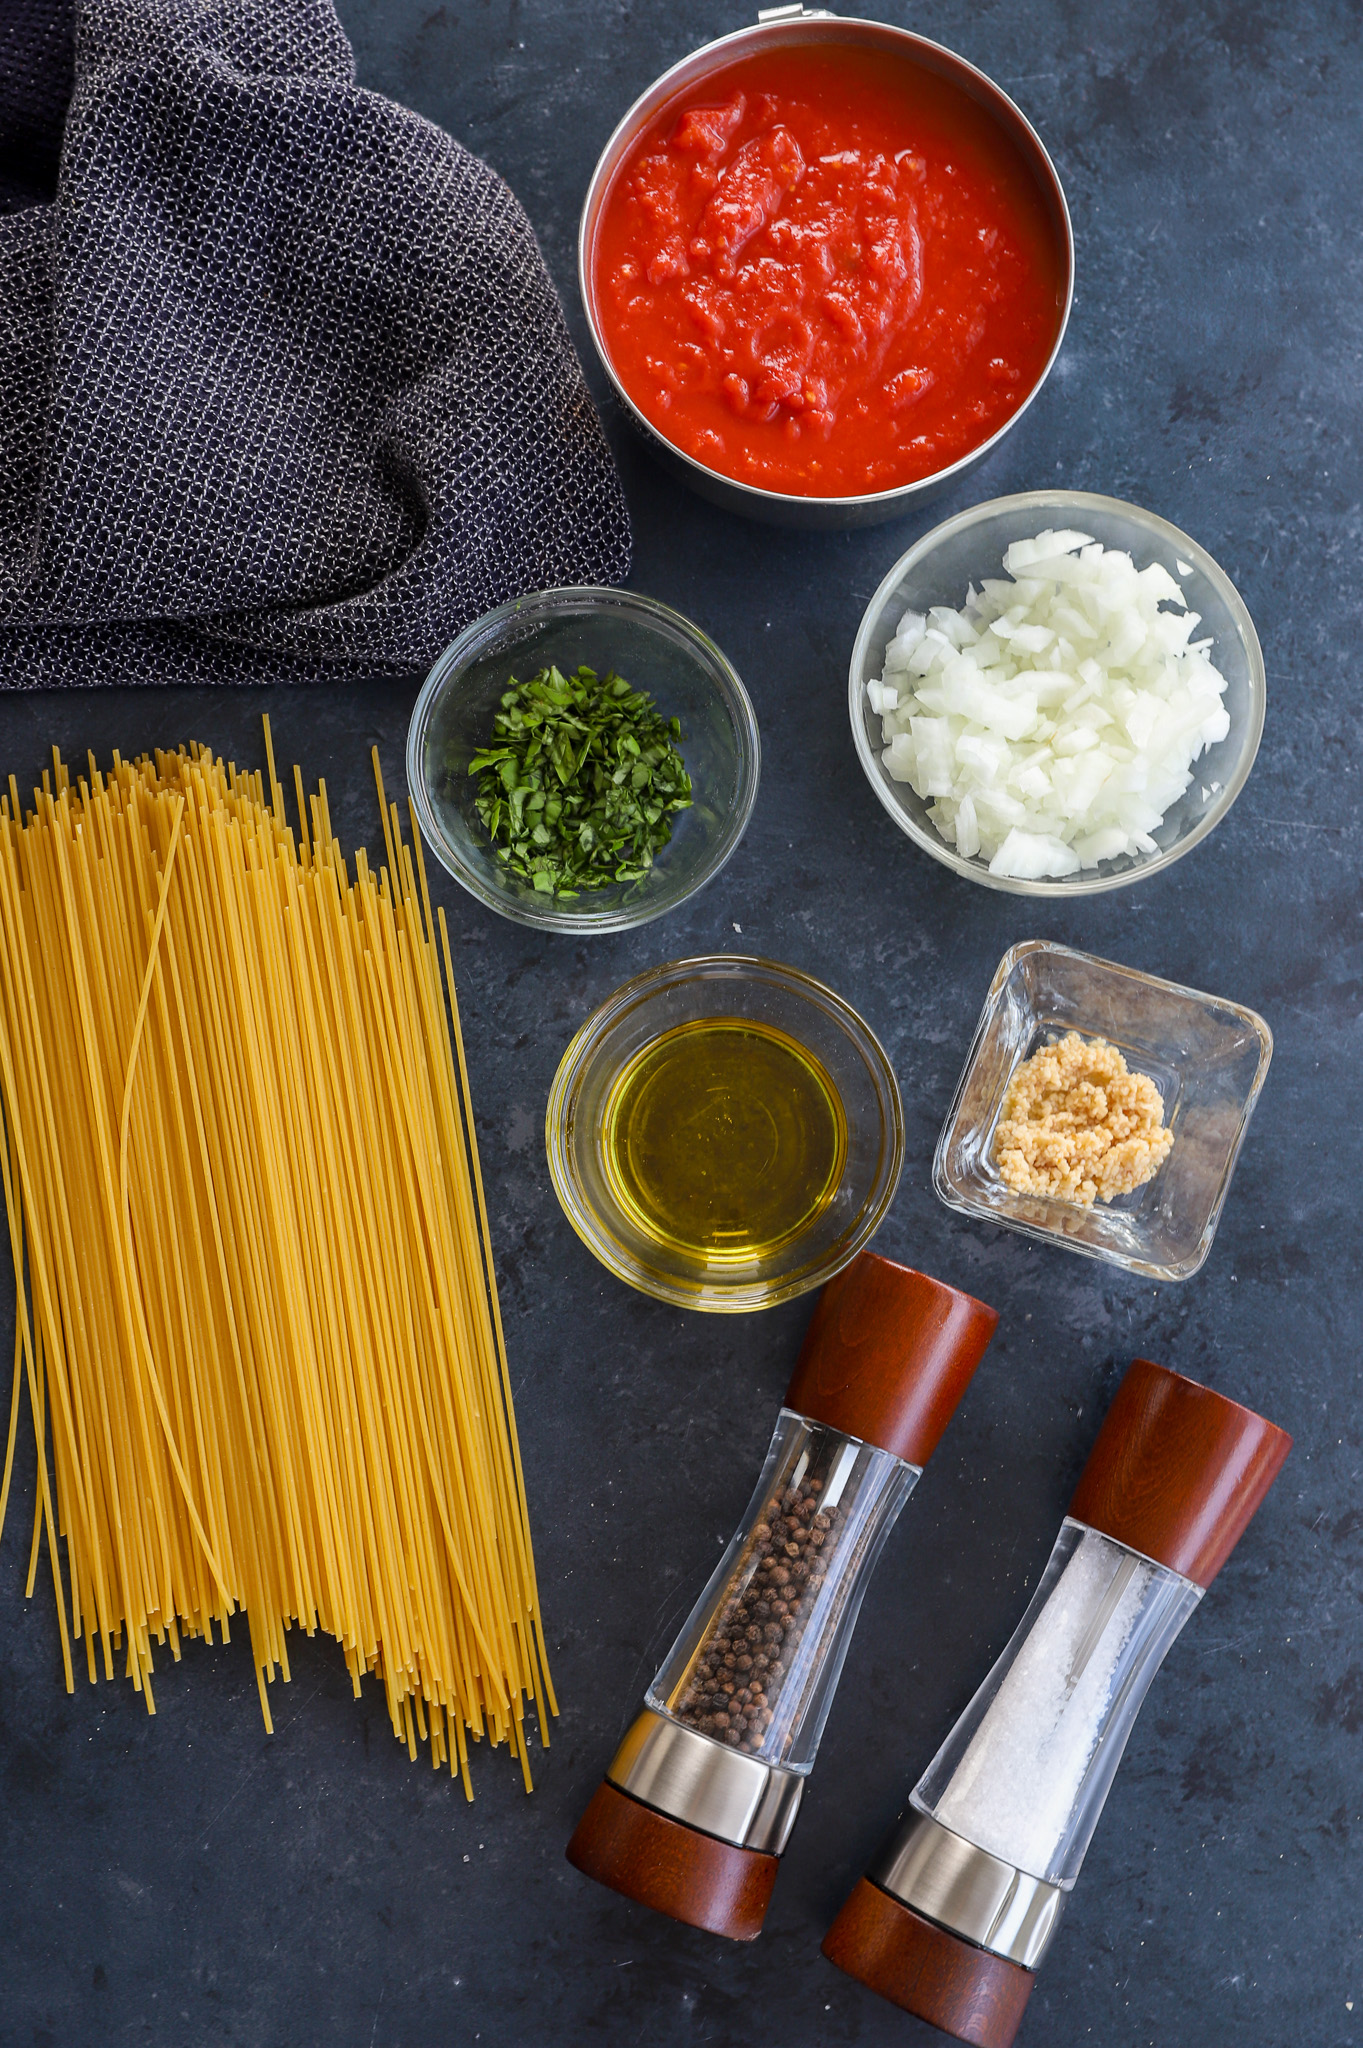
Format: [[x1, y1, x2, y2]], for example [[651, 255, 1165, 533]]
[[0, 3, 1359, 2045]]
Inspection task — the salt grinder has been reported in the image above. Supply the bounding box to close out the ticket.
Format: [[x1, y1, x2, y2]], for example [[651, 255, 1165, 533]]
[[822, 1358, 1292, 2048], [565, 1252, 998, 1941]]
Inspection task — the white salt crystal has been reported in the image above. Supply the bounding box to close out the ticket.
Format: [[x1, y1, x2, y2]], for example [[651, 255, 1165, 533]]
[[932, 1530, 1154, 1880]]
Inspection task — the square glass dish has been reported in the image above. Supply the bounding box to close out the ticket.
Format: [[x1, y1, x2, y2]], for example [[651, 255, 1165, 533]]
[[934, 942, 1272, 1280]]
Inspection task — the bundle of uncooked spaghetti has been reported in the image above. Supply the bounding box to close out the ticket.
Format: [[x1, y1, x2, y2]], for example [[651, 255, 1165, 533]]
[[0, 725, 553, 1793]]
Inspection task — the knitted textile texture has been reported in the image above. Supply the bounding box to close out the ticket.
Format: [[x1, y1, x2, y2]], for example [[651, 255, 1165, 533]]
[[0, 0, 631, 687]]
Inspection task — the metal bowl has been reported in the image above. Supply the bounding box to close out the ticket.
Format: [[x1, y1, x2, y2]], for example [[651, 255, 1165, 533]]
[[578, 6, 1073, 531]]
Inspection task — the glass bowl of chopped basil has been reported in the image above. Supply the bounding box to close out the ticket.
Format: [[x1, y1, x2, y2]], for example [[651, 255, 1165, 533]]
[[407, 587, 761, 931]]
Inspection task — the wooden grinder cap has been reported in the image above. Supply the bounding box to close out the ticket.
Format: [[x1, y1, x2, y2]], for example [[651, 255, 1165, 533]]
[[784, 1252, 998, 1466], [565, 1779, 778, 1941], [823, 1878, 1035, 2048], [1068, 1357, 1292, 1586]]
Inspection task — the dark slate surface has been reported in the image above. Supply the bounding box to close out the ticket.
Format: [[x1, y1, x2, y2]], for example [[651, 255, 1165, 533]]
[[1, 3, 1359, 2044]]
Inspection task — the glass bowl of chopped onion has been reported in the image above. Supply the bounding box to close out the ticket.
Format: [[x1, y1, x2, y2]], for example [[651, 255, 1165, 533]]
[[849, 491, 1266, 893], [408, 587, 760, 931]]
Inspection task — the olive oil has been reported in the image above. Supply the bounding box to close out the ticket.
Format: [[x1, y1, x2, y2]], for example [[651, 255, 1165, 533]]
[[601, 1017, 847, 1268]]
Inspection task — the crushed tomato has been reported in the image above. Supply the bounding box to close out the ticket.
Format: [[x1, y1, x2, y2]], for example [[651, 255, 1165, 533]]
[[593, 43, 1067, 498]]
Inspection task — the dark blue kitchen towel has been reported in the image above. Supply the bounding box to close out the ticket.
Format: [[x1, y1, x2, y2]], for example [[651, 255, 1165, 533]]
[[0, 0, 631, 686]]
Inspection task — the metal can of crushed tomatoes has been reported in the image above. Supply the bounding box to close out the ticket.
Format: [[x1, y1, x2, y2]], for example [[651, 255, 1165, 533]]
[[578, 7, 1075, 530]]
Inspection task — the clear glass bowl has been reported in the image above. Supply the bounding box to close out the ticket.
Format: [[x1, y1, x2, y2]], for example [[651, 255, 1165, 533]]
[[933, 942, 1272, 1281], [849, 491, 1266, 895], [546, 955, 905, 1312], [407, 587, 760, 933]]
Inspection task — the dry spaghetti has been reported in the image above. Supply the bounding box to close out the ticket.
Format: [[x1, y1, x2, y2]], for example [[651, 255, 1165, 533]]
[[0, 724, 553, 1793]]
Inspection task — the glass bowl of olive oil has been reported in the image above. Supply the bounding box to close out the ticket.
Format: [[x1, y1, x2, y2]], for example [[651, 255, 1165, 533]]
[[546, 956, 905, 1312]]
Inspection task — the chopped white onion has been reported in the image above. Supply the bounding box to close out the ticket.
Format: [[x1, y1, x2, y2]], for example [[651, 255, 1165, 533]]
[[870, 530, 1231, 878]]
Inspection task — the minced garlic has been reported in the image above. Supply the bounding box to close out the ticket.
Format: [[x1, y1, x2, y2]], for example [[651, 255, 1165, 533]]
[[994, 1032, 1173, 1206]]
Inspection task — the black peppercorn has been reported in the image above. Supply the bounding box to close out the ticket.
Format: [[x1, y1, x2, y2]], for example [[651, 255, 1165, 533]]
[[671, 1456, 854, 1757]]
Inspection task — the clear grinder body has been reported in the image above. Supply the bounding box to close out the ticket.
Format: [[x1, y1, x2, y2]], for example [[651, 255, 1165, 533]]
[[649, 1407, 920, 1775], [910, 1515, 1202, 1891]]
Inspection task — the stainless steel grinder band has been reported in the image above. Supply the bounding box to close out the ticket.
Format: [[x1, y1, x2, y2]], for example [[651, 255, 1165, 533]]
[[871, 1811, 1068, 1970], [605, 1708, 805, 1855]]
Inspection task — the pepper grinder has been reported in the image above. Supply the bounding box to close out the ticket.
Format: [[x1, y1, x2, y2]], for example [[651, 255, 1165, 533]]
[[566, 1251, 998, 1941], [822, 1358, 1292, 2048]]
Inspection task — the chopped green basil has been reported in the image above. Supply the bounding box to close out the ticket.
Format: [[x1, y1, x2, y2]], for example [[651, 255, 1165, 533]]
[[459, 664, 693, 898]]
